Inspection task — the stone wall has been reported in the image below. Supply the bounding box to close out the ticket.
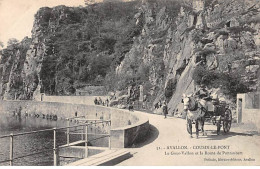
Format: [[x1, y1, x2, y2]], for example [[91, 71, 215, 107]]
[[242, 109, 260, 127], [110, 110, 150, 148], [39, 95, 109, 106], [236, 93, 260, 129], [75, 86, 106, 96]]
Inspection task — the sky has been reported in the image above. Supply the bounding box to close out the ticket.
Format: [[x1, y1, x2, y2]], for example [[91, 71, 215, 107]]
[[0, 0, 86, 47]]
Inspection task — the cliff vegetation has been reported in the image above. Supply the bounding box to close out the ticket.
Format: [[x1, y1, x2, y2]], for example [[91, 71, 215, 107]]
[[0, 0, 259, 114]]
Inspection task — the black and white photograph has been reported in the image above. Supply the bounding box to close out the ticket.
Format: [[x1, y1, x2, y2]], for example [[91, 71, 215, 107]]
[[0, 0, 259, 166]]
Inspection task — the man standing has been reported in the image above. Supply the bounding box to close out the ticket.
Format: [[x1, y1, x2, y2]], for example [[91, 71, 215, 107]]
[[106, 98, 109, 107], [194, 84, 212, 115], [94, 97, 98, 105], [162, 101, 168, 119], [195, 84, 209, 99]]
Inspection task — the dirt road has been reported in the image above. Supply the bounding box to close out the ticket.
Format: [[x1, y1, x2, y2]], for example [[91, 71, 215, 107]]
[[118, 111, 260, 166]]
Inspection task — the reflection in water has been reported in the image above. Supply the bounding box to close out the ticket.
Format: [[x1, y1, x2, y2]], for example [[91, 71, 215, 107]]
[[0, 113, 109, 166], [0, 114, 79, 166], [0, 114, 76, 166]]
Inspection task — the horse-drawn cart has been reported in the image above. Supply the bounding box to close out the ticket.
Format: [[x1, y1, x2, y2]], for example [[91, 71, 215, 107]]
[[204, 100, 232, 135], [183, 94, 232, 138]]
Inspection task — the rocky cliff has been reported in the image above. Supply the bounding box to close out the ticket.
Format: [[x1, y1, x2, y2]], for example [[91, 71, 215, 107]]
[[0, 2, 140, 99], [109, 0, 260, 114], [0, 0, 259, 114], [0, 37, 31, 99]]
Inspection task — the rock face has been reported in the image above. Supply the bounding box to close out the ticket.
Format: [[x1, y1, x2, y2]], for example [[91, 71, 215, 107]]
[[114, 0, 260, 114], [0, 37, 31, 100], [0, 0, 259, 114]]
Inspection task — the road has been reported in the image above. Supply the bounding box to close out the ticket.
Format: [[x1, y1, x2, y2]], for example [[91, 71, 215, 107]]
[[118, 111, 260, 166]]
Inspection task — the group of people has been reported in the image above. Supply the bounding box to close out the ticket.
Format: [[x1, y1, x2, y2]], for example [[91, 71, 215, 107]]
[[94, 97, 110, 107], [93, 84, 211, 118]]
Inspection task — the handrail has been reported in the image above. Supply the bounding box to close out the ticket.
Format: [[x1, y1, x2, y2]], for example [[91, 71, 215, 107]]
[[0, 135, 10, 139], [76, 119, 105, 121], [69, 133, 109, 136], [12, 149, 52, 160], [88, 135, 110, 143], [11, 128, 54, 137], [58, 120, 111, 130], [0, 159, 10, 164], [58, 135, 110, 150], [69, 116, 85, 119], [0, 119, 111, 166], [0, 120, 111, 138]]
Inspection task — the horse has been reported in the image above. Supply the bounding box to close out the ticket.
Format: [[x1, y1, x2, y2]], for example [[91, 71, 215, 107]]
[[182, 94, 206, 138]]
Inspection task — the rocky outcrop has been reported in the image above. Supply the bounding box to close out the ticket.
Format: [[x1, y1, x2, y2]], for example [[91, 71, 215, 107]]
[[0, 2, 141, 98], [115, 0, 260, 114], [0, 0, 259, 115], [0, 37, 31, 100]]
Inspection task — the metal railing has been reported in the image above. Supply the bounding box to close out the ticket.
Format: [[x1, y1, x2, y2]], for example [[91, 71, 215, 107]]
[[0, 119, 111, 166]]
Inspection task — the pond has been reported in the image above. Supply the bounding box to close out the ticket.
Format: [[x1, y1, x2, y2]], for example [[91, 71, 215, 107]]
[[0, 113, 109, 166]]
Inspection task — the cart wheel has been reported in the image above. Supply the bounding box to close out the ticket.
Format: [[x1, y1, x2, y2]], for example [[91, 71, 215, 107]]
[[216, 120, 221, 135], [223, 109, 232, 133], [187, 118, 192, 134]]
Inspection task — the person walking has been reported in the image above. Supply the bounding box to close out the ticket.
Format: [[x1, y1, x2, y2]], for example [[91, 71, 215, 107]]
[[162, 101, 168, 119], [106, 98, 109, 107], [98, 97, 102, 105], [94, 97, 98, 105]]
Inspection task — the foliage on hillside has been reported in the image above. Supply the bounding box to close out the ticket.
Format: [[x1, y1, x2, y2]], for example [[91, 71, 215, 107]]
[[192, 65, 251, 101], [1, 0, 259, 107], [38, 1, 141, 95]]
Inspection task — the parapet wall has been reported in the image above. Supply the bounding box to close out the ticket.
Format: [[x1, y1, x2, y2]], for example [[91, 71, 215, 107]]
[[40, 95, 108, 106], [0, 100, 149, 148], [110, 110, 150, 148]]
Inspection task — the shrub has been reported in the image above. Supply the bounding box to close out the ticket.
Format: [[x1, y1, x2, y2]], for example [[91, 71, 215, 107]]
[[192, 65, 250, 102], [192, 64, 206, 85], [156, 0, 182, 19], [200, 48, 216, 56], [39, 8, 52, 23], [200, 38, 213, 44], [228, 26, 256, 34], [191, 30, 204, 43], [164, 78, 177, 99]]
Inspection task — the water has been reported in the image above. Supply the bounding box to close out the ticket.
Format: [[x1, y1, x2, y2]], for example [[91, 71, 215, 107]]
[[0, 114, 87, 166]]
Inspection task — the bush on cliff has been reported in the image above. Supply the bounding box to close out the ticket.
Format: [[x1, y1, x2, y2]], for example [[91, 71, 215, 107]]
[[165, 78, 177, 100], [192, 65, 250, 102]]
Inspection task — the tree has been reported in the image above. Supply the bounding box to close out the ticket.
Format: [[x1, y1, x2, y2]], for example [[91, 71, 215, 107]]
[[7, 38, 19, 46]]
